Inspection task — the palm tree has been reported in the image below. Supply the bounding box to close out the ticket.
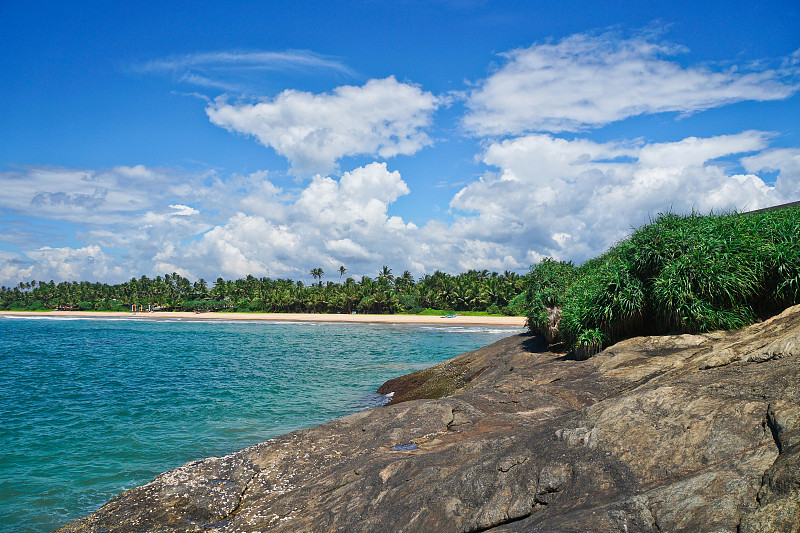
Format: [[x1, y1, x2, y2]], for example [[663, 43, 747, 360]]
[[377, 266, 394, 286], [194, 278, 208, 295], [310, 268, 324, 286], [396, 270, 415, 292], [338, 265, 347, 283]]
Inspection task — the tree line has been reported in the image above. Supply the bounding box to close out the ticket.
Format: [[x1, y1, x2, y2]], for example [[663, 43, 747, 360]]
[[0, 267, 529, 315]]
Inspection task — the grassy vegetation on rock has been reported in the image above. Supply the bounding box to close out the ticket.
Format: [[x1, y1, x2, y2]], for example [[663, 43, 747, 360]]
[[525, 208, 800, 356]]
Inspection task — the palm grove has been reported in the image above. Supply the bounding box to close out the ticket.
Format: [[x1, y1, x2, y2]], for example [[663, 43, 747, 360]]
[[0, 267, 528, 316]]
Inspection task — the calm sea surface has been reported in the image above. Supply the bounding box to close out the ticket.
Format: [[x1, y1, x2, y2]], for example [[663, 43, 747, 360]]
[[0, 315, 522, 532]]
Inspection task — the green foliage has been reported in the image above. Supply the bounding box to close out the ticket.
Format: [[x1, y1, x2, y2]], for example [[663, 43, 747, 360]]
[[0, 268, 532, 316], [397, 293, 420, 311], [505, 292, 528, 316], [27, 300, 46, 311], [557, 254, 646, 347], [402, 308, 504, 316], [486, 303, 502, 315], [96, 300, 129, 312], [526, 258, 577, 307], [523, 207, 800, 353], [523, 258, 577, 339]]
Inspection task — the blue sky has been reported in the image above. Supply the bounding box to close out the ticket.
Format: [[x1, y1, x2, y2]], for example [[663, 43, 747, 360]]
[[1, 0, 799, 284]]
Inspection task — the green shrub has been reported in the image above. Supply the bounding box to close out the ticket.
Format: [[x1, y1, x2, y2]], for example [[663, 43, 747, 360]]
[[524, 258, 577, 340], [523, 207, 800, 354], [398, 294, 419, 311], [558, 254, 646, 348], [505, 293, 528, 316]]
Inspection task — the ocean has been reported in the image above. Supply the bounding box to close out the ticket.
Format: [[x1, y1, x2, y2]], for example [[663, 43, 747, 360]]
[[0, 315, 523, 532]]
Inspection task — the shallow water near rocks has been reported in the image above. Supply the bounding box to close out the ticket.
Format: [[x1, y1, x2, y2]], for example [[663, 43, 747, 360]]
[[0, 315, 521, 532]]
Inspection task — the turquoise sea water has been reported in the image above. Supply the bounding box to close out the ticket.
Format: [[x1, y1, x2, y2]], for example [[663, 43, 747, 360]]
[[0, 315, 522, 532]]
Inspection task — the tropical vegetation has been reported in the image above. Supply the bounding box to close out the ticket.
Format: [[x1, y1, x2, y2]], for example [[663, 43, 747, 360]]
[[524, 207, 800, 356], [0, 268, 528, 316]]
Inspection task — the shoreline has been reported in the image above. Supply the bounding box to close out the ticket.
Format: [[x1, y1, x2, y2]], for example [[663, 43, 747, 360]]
[[0, 310, 527, 327]]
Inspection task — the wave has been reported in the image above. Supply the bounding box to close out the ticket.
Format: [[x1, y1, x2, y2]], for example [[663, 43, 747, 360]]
[[1, 315, 159, 323], [1, 315, 84, 321], [418, 325, 524, 334]]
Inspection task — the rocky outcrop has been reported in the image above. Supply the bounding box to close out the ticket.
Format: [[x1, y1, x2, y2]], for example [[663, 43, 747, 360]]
[[59, 305, 800, 532]]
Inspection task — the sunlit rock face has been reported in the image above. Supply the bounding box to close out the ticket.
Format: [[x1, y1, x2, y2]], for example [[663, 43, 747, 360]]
[[60, 305, 800, 532]]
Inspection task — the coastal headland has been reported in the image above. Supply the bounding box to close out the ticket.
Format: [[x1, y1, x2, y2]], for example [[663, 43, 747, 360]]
[[0, 310, 526, 327], [59, 304, 800, 532]]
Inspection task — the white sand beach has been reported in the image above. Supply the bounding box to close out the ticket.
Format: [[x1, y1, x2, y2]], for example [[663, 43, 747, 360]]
[[0, 310, 527, 326]]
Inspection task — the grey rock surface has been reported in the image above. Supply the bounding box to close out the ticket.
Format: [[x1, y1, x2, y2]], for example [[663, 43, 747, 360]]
[[59, 305, 800, 532]]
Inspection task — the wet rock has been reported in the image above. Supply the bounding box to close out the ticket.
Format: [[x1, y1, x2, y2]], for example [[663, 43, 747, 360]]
[[59, 305, 800, 532]]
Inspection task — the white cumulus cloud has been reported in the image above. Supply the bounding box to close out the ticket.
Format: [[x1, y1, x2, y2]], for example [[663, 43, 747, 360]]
[[171, 163, 422, 280], [22, 246, 126, 283], [168, 204, 200, 216], [0, 252, 36, 286], [443, 131, 792, 263], [742, 148, 800, 199], [0, 165, 207, 225], [160, 162, 419, 279], [464, 31, 799, 135], [206, 77, 440, 175]]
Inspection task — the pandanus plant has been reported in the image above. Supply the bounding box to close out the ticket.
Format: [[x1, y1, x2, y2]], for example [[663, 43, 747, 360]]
[[525, 207, 800, 357]]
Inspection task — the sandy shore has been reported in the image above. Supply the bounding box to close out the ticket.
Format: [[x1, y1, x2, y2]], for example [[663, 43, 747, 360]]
[[0, 310, 526, 326]]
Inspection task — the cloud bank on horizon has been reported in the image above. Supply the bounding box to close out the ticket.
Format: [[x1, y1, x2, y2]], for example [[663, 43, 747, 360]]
[[1, 25, 800, 285]]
